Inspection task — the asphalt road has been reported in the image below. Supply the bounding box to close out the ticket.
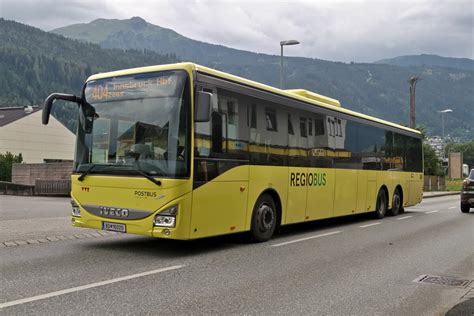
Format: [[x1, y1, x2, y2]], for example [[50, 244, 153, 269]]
[[0, 195, 472, 315]]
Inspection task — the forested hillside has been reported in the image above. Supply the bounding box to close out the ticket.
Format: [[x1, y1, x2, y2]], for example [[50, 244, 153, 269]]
[[0, 18, 177, 130], [375, 54, 474, 71]]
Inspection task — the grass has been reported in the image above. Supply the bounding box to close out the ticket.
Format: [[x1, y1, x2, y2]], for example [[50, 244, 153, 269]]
[[445, 179, 463, 192]]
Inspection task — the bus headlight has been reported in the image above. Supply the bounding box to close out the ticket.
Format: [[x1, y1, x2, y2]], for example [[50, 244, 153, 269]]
[[71, 199, 81, 217], [154, 205, 178, 227]]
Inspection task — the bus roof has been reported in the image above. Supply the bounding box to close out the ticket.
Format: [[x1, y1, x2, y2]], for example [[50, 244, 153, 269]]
[[87, 62, 421, 135]]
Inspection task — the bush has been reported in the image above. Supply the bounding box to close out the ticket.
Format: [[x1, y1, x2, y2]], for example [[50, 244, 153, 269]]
[[0, 152, 23, 182]]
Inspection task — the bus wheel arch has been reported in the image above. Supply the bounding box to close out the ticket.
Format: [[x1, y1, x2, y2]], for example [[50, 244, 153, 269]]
[[250, 189, 281, 242], [389, 185, 404, 216], [374, 185, 388, 219]]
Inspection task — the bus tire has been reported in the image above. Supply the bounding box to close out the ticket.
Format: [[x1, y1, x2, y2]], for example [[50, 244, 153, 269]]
[[250, 194, 277, 242], [374, 189, 387, 219], [388, 188, 402, 216]]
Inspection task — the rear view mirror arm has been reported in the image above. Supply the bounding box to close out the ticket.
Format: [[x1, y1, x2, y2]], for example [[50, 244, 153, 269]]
[[42, 93, 82, 125]]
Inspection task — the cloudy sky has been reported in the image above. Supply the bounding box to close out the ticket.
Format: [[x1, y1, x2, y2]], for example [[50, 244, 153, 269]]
[[1, 0, 473, 62]]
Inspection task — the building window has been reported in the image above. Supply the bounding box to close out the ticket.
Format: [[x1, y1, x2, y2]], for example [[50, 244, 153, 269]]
[[288, 114, 294, 135], [265, 107, 277, 131], [300, 117, 307, 137], [315, 118, 325, 136], [227, 101, 236, 125], [250, 104, 257, 128]]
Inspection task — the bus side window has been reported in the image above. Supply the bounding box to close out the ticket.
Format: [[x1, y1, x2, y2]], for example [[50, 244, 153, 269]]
[[211, 111, 223, 153], [194, 86, 217, 158]]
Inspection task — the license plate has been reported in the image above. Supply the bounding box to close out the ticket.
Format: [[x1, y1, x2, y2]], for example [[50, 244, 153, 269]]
[[469, 198, 474, 204], [102, 222, 126, 233]]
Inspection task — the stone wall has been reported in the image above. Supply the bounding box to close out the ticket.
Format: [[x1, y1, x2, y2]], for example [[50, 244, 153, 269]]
[[0, 181, 34, 195], [12, 162, 73, 186]]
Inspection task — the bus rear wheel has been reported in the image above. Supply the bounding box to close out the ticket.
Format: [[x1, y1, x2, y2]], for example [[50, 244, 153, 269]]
[[374, 189, 387, 219], [388, 188, 402, 216], [250, 194, 277, 242]]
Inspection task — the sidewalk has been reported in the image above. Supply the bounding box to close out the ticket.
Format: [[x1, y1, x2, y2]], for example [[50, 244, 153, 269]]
[[423, 191, 460, 198]]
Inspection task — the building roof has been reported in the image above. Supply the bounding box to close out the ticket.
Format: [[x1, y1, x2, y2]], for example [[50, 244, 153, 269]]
[[0, 106, 42, 127]]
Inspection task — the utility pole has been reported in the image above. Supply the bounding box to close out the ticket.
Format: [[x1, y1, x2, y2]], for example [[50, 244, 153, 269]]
[[408, 76, 420, 128]]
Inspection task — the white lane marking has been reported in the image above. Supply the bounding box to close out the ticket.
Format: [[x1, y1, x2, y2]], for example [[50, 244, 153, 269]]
[[425, 210, 440, 214], [448, 206, 456, 209], [270, 231, 342, 247], [0, 265, 184, 309], [397, 216, 413, 220], [359, 222, 381, 228]]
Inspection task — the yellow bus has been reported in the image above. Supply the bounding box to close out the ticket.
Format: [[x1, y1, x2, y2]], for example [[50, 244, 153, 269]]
[[42, 62, 423, 242]]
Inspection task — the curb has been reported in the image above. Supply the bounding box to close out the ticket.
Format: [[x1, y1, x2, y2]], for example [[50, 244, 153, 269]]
[[0, 231, 122, 248], [423, 192, 460, 199]]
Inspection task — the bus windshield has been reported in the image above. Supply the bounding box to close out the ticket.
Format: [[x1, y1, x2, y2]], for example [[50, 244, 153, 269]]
[[76, 70, 190, 178]]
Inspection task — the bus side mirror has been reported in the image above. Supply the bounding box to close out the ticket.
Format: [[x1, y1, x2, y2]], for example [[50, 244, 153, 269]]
[[42, 93, 82, 125], [195, 91, 212, 122]]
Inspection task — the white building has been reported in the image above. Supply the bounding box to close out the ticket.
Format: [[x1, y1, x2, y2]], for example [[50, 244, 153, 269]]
[[0, 106, 75, 163]]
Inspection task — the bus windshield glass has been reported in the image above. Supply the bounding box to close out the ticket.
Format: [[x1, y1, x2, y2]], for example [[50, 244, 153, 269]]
[[76, 70, 190, 178]]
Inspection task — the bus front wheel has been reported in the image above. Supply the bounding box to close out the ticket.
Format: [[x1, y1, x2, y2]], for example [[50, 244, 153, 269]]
[[374, 189, 387, 219], [250, 194, 277, 242]]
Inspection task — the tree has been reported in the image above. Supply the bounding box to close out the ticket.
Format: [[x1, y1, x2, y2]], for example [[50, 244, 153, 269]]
[[0, 152, 23, 182], [423, 143, 442, 175]]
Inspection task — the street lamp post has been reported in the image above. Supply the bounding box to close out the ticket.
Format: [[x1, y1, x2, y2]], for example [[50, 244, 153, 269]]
[[439, 108, 453, 159], [439, 108, 453, 139], [280, 40, 300, 89]]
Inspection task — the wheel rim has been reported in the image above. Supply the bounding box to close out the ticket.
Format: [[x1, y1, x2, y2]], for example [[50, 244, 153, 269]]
[[393, 193, 400, 211], [257, 203, 274, 232], [378, 193, 386, 215]]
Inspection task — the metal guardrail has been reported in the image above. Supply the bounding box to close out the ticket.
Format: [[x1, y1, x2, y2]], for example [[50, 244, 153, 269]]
[[34, 179, 71, 196]]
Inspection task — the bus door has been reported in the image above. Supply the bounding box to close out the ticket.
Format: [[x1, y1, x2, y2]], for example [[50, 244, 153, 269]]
[[305, 114, 334, 221], [286, 113, 308, 224], [191, 86, 249, 238], [331, 117, 359, 217]]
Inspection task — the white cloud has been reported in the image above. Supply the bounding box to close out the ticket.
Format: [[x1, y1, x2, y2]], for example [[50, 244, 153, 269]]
[[1, 0, 472, 62]]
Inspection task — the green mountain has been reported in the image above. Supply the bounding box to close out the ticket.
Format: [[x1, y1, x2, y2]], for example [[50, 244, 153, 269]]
[[0, 18, 177, 130], [375, 54, 474, 71], [52, 17, 262, 67]]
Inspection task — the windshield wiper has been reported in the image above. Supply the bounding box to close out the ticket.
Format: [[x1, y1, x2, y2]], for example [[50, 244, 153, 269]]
[[77, 163, 162, 186], [78, 164, 97, 181], [130, 164, 162, 186]]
